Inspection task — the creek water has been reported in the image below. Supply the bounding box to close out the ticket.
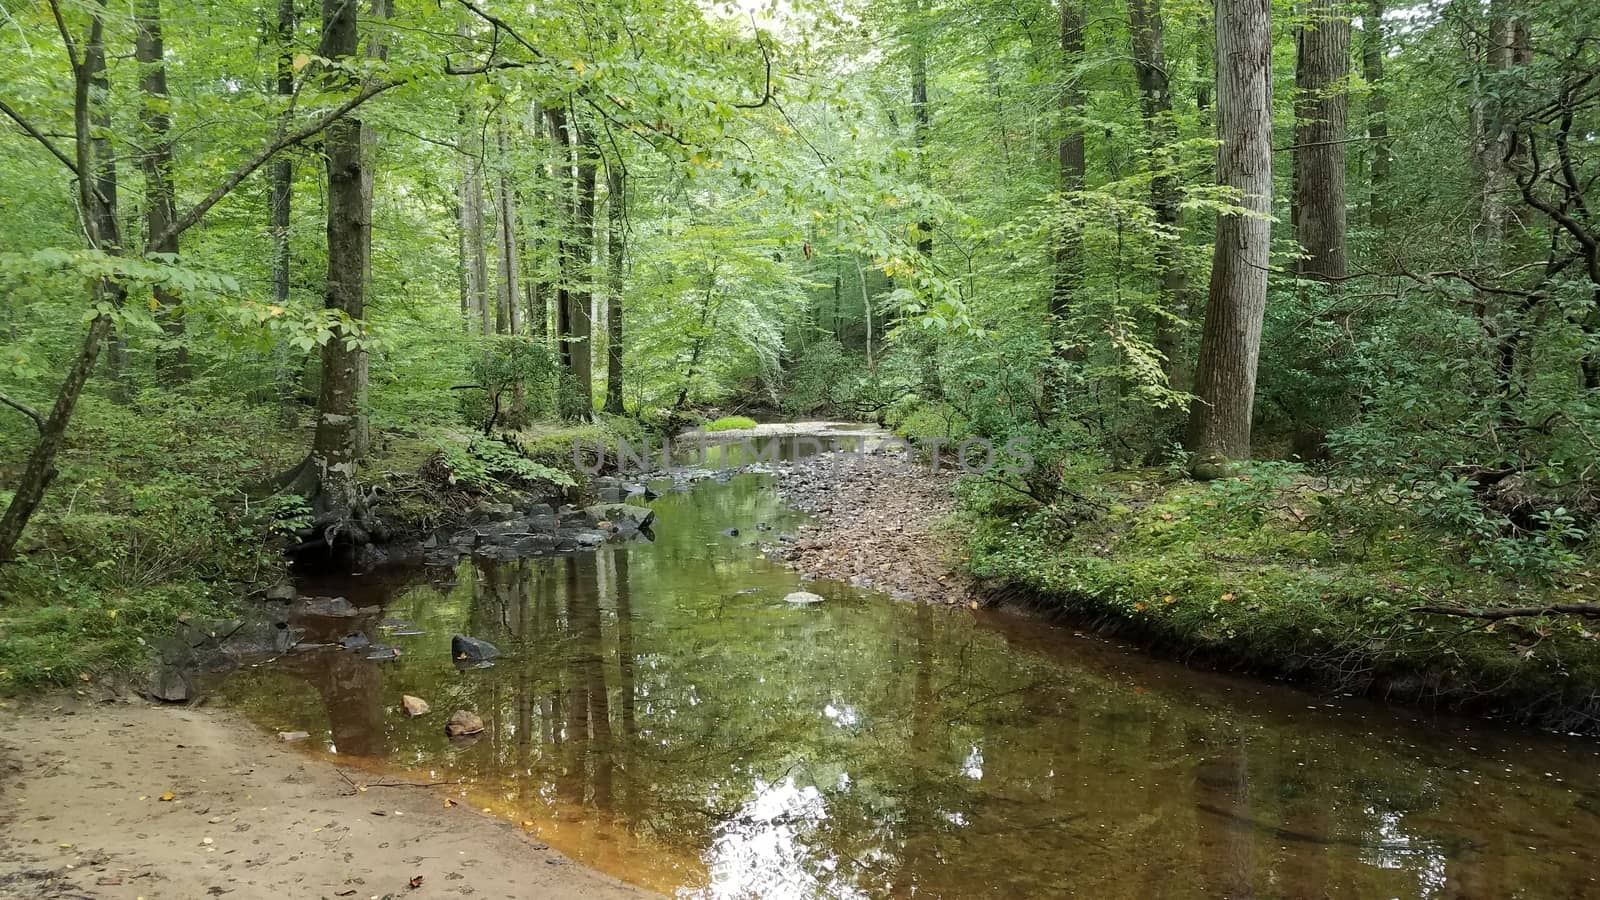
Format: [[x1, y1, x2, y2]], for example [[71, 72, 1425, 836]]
[[218, 461, 1600, 898]]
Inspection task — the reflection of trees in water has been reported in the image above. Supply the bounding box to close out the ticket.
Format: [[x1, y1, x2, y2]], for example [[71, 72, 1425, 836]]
[[252, 529, 1596, 897], [274, 644, 387, 758]]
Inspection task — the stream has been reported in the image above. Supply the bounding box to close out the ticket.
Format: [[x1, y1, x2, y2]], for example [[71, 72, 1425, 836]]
[[215, 441, 1600, 898]]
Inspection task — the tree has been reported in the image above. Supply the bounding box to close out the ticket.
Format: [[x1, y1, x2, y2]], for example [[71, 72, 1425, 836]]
[[1184, 0, 1273, 475], [604, 158, 626, 416], [1293, 0, 1350, 281], [1048, 0, 1087, 402], [297, 0, 371, 545], [572, 120, 598, 420], [494, 116, 521, 335], [1129, 0, 1191, 391], [1362, 0, 1391, 229], [136, 0, 185, 379]]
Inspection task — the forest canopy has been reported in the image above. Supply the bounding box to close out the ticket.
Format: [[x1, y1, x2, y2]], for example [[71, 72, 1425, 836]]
[[2, 0, 1600, 683]]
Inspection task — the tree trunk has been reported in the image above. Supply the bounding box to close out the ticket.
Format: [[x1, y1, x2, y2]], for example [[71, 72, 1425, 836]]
[[1129, 0, 1191, 392], [1184, 0, 1273, 476], [302, 0, 370, 541], [1362, 0, 1391, 229], [352, 0, 389, 460], [1047, 0, 1086, 408], [269, 0, 296, 411], [907, 0, 933, 258], [494, 119, 521, 335], [572, 122, 598, 420], [459, 102, 491, 335], [271, 0, 296, 311], [136, 0, 186, 379], [547, 105, 575, 378], [603, 159, 626, 416], [1293, 0, 1350, 280], [87, 8, 131, 400], [0, 7, 126, 560]]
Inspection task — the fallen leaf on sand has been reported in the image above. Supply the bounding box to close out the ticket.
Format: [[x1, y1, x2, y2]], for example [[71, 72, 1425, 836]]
[[158, 791, 176, 802], [409, 874, 425, 889]]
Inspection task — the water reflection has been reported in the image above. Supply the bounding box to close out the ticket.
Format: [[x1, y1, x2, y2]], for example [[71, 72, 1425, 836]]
[[221, 475, 1600, 898]]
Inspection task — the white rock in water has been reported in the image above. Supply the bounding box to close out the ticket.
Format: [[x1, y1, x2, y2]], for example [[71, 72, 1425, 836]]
[[401, 695, 430, 717], [783, 591, 825, 605]]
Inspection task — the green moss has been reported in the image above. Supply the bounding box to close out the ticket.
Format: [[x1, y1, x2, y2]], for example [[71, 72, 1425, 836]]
[[960, 470, 1600, 728], [705, 415, 759, 432]]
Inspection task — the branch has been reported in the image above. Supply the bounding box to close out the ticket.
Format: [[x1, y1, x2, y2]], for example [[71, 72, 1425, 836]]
[[0, 99, 79, 174], [1413, 603, 1600, 621], [154, 79, 403, 249], [733, 27, 774, 110], [0, 392, 45, 433]]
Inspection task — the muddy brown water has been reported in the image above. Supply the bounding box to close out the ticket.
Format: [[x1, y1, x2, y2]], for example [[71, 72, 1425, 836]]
[[218, 466, 1600, 898]]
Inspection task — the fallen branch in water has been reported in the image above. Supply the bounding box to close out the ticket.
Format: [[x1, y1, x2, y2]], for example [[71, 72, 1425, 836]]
[[1412, 603, 1600, 620]]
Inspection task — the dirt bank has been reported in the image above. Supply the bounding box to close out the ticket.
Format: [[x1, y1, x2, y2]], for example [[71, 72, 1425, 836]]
[[770, 450, 976, 606], [0, 697, 650, 899]]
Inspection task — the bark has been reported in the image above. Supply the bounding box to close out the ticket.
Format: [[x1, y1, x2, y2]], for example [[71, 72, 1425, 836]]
[[494, 118, 520, 334], [547, 105, 575, 375], [0, 6, 126, 560], [352, 0, 390, 459], [86, 8, 130, 399], [1184, 0, 1273, 475], [270, 0, 296, 407], [1130, 0, 1191, 392], [459, 99, 490, 334], [270, 0, 295, 308], [302, 0, 370, 540], [908, 0, 933, 258], [1048, 0, 1087, 402], [572, 122, 598, 420], [136, 0, 186, 379], [1293, 0, 1350, 281], [528, 103, 550, 343], [603, 159, 626, 416], [1362, 0, 1391, 229]]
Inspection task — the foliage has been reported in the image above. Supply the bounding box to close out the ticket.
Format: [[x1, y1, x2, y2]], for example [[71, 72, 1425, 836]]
[[705, 415, 759, 432], [431, 437, 576, 494]]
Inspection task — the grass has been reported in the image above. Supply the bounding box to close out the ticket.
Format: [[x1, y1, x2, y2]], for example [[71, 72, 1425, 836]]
[[957, 467, 1600, 731], [705, 415, 759, 432], [0, 393, 642, 693]]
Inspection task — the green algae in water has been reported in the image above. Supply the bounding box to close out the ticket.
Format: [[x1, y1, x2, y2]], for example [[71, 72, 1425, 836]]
[[219, 474, 1600, 898]]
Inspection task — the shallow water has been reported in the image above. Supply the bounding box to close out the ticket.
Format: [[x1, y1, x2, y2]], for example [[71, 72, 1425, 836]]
[[220, 472, 1600, 898]]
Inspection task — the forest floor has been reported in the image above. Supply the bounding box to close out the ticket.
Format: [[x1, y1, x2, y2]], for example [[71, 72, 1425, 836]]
[[769, 449, 977, 606], [0, 696, 649, 900]]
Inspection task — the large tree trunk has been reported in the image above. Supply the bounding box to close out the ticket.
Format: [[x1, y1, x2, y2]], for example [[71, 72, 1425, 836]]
[[459, 126, 491, 335], [299, 0, 370, 543], [1184, 0, 1273, 476], [136, 0, 186, 380], [572, 122, 598, 420], [1362, 0, 1391, 229], [1046, 0, 1086, 410], [604, 159, 626, 416], [1293, 0, 1350, 280], [1129, 0, 1191, 392]]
